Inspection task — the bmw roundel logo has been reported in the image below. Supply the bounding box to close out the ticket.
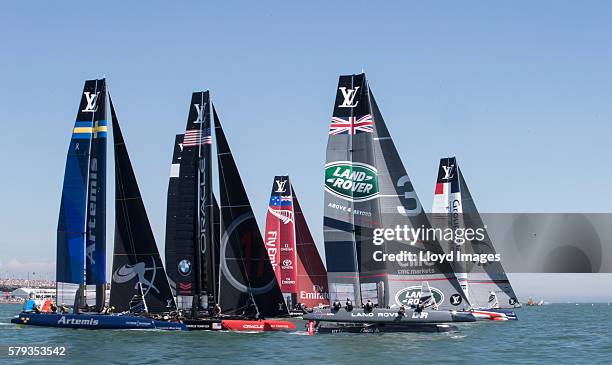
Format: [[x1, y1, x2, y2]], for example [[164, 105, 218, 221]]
[[178, 259, 192, 276]]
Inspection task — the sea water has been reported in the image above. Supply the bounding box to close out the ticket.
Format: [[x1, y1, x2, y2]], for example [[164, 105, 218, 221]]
[[1, 303, 611, 364]]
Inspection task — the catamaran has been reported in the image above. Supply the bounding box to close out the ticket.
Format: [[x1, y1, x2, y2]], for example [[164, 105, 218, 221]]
[[12, 79, 186, 330], [303, 73, 476, 334], [264, 176, 330, 313], [431, 157, 520, 320], [163, 92, 296, 332]]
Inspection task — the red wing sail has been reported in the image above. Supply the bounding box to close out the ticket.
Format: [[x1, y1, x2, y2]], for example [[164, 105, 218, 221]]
[[265, 176, 297, 294]]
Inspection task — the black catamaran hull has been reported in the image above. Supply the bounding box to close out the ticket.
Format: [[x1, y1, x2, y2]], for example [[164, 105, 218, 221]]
[[303, 308, 476, 324], [11, 313, 186, 331], [182, 318, 224, 331], [315, 322, 458, 334]]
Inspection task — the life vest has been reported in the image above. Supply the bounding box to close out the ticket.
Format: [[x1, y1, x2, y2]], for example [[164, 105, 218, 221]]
[[40, 299, 53, 312], [23, 299, 37, 312]]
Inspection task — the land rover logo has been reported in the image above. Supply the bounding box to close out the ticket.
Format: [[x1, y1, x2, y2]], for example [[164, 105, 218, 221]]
[[324, 161, 379, 202], [395, 286, 444, 307]]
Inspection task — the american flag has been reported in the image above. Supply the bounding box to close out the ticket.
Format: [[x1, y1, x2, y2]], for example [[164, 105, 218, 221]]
[[183, 128, 212, 147], [329, 114, 374, 135]]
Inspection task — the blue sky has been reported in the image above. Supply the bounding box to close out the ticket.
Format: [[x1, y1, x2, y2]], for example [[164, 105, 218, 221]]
[[1, 2, 611, 298]]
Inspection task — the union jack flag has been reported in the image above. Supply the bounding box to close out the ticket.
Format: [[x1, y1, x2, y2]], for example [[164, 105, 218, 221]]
[[329, 114, 374, 135], [184, 128, 212, 147]]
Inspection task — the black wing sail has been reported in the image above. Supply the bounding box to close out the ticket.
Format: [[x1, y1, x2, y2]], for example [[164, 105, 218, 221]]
[[164, 134, 184, 296], [324, 74, 376, 304], [324, 73, 468, 310], [214, 106, 288, 318], [166, 93, 215, 315], [109, 97, 177, 313]]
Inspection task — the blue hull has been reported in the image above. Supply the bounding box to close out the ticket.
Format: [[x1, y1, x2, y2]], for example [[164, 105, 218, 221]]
[[11, 312, 187, 331]]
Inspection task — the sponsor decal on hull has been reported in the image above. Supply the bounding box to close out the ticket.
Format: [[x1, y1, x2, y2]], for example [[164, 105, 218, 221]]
[[395, 286, 445, 307], [58, 316, 99, 326], [221, 319, 297, 331]]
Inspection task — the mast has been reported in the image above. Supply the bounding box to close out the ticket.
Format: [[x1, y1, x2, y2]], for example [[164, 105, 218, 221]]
[[56, 79, 106, 312], [214, 106, 288, 318], [108, 96, 177, 313]]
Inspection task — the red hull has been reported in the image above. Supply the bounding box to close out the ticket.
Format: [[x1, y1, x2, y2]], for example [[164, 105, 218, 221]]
[[221, 319, 297, 332], [471, 310, 508, 321]]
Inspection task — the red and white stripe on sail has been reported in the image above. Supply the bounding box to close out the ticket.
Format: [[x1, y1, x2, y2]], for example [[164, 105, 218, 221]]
[[183, 129, 212, 147]]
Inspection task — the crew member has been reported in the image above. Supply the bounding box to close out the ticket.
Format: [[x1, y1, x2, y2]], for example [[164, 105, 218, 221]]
[[23, 293, 39, 313], [398, 305, 406, 317], [332, 299, 341, 311], [345, 298, 353, 311], [364, 299, 374, 312], [40, 298, 53, 312]]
